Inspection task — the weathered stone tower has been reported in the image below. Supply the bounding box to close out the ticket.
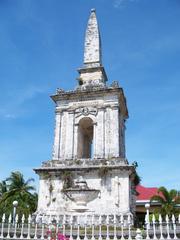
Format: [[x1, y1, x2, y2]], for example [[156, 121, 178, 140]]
[[34, 9, 135, 216]]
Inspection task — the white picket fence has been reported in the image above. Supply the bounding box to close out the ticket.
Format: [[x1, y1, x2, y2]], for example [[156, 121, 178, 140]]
[[0, 212, 180, 239], [145, 214, 180, 240]]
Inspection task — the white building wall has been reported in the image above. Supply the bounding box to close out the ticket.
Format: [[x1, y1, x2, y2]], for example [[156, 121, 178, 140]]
[[37, 169, 131, 216]]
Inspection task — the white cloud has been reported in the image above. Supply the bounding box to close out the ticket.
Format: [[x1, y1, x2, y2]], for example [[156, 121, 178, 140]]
[[113, 0, 138, 9], [4, 114, 17, 119], [15, 86, 47, 104], [0, 85, 48, 120], [113, 0, 124, 8]]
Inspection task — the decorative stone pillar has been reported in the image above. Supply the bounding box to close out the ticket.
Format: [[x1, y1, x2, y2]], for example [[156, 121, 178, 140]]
[[94, 108, 105, 158], [92, 122, 97, 158], [52, 110, 62, 160], [65, 110, 75, 159], [110, 106, 120, 157], [104, 106, 111, 158], [122, 121, 126, 158], [119, 118, 126, 158], [59, 111, 67, 159], [73, 123, 79, 159]]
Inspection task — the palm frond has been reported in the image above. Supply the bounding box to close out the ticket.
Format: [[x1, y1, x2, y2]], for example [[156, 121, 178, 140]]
[[158, 187, 170, 203], [150, 195, 166, 204]]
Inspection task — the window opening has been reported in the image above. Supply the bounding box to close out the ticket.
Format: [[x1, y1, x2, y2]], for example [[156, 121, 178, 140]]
[[77, 117, 94, 159]]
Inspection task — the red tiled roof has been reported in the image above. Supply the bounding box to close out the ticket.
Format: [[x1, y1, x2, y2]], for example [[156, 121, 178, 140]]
[[136, 185, 160, 201]]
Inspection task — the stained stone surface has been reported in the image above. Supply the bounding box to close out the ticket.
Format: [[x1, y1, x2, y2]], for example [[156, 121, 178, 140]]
[[77, 9, 107, 88], [34, 9, 136, 218], [50, 88, 127, 161], [84, 9, 101, 66]]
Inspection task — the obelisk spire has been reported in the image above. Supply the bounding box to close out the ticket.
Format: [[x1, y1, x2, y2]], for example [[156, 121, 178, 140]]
[[77, 9, 107, 89], [84, 9, 102, 67]]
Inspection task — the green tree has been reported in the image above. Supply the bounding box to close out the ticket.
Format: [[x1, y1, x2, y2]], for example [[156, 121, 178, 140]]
[[132, 161, 141, 186], [150, 186, 180, 217], [0, 171, 37, 217], [0, 180, 8, 197]]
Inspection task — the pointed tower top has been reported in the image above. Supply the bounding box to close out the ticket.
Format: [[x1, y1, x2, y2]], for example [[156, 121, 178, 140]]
[[84, 8, 102, 67], [77, 9, 107, 89]]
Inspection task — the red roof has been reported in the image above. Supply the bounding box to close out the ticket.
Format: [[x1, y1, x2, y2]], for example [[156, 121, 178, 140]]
[[136, 185, 160, 201]]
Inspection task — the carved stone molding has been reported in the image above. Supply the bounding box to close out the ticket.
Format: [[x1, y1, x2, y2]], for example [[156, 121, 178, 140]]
[[75, 107, 98, 118]]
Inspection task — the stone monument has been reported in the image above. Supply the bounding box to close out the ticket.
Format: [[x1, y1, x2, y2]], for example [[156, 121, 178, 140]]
[[34, 9, 135, 217]]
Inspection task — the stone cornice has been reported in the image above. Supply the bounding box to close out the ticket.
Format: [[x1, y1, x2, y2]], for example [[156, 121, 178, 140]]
[[52, 86, 122, 100], [34, 164, 135, 174], [51, 87, 128, 118]]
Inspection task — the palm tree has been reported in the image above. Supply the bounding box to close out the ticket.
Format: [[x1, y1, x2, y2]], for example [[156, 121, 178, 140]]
[[0, 180, 8, 197], [6, 171, 35, 194], [0, 171, 37, 216], [150, 186, 180, 216]]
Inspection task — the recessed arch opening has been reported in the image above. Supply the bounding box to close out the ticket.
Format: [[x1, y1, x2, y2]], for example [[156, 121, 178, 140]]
[[77, 117, 94, 159]]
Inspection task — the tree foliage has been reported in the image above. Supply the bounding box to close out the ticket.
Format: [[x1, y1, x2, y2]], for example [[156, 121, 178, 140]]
[[0, 171, 38, 217], [132, 161, 141, 186], [150, 186, 180, 217], [0, 180, 8, 197]]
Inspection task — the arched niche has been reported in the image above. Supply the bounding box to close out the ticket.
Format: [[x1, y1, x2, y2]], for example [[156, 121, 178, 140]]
[[77, 117, 94, 159]]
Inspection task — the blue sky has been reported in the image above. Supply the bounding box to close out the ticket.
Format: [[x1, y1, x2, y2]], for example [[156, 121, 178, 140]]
[[0, 0, 180, 190]]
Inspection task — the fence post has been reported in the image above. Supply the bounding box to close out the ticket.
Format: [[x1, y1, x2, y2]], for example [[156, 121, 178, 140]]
[[40, 215, 45, 240], [13, 214, 18, 239], [159, 214, 164, 240], [63, 214, 66, 237], [135, 229, 143, 240], [98, 215, 102, 240], [69, 215, 73, 240], [145, 203, 150, 240], [120, 214, 124, 240], [27, 214, 31, 239], [56, 215, 60, 236], [165, 215, 170, 240], [172, 215, 177, 240], [145, 204, 150, 226], [34, 215, 38, 240], [0, 214, 5, 239], [91, 214, 95, 240], [152, 214, 157, 239], [106, 215, 110, 240], [113, 214, 117, 240], [47, 215, 52, 240], [127, 214, 132, 240], [6, 214, 12, 239], [76, 215, 80, 240], [84, 215, 88, 240]]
